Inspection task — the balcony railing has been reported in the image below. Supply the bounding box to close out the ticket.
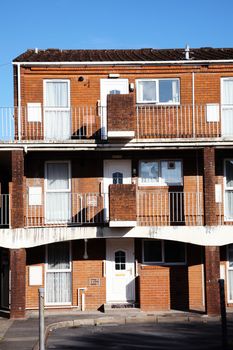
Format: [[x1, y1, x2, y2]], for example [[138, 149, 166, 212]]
[[0, 104, 232, 142], [24, 192, 105, 227], [137, 191, 204, 226], [136, 104, 221, 139], [0, 194, 10, 227]]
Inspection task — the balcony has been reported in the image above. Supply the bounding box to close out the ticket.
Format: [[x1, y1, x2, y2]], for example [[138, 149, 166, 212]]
[[22, 190, 206, 228], [0, 103, 232, 143]]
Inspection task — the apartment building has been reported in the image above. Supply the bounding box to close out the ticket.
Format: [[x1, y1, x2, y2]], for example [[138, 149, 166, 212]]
[[0, 47, 233, 318]]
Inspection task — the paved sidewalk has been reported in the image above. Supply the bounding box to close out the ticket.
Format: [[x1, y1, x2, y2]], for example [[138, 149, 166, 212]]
[[0, 310, 232, 350]]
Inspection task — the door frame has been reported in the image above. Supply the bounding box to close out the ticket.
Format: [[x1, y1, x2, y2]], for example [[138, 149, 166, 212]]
[[100, 79, 129, 139], [44, 160, 71, 224], [43, 79, 71, 140], [103, 159, 132, 221]]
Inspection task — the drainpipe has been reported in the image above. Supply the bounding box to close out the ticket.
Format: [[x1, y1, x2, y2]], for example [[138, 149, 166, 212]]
[[17, 63, 21, 141], [192, 72, 195, 138]]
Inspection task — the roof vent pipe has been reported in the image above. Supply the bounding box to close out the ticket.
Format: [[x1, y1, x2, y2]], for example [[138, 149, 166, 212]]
[[35, 48, 38, 54], [185, 44, 190, 60]]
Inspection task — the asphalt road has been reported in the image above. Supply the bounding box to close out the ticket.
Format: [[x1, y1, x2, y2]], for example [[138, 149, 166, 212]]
[[46, 321, 233, 350]]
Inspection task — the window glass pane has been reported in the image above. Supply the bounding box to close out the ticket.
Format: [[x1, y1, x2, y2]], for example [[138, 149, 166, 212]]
[[229, 271, 233, 300], [138, 81, 156, 102], [115, 251, 126, 270], [226, 160, 233, 188], [48, 242, 70, 270], [164, 241, 185, 263], [229, 244, 233, 268], [159, 80, 180, 103], [45, 81, 69, 107], [140, 161, 159, 184], [46, 271, 71, 303], [222, 80, 233, 105], [161, 160, 182, 185], [113, 172, 123, 184], [47, 163, 69, 190], [144, 240, 162, 262]]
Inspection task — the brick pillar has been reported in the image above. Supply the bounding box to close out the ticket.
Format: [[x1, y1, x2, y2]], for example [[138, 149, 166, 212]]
[[11, 150, 24, 228], [203, 147, 217, 226], [204, 246, 220, 315], [203, 148, 220, 315], [10, 248, 26, 318]]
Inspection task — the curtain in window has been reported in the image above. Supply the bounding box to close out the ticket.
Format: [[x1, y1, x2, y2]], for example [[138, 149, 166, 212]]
[[47, 163, 69, 190], [46, 163, 71, 223], [225, 191, 233, 220], [46, 192, 71, 222], [222, 80, 233, 136], [48, 242, 70, 269], [46, 242, 71, 304], [45, 82, 69, 107], [172, 80, 179, 103], [44, 81, 70, 140]]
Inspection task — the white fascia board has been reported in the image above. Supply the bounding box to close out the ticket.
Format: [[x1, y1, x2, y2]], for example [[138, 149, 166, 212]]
[[12, 59, 233, 67]]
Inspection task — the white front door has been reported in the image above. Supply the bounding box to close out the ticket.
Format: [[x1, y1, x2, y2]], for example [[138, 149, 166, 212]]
[[103, 159, 131, 221], [44, 80, 71, 140], [106, 239, 135, 303], [100, 79, 129, 139], [221, 78, 233, 137]]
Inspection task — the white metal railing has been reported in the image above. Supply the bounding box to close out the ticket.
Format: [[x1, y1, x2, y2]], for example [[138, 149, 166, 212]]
[[136, 104, 221, 139], [0, 194, 10, 226], [1, 104, 233, 141], [137, 191, 204, 226], [24, 192, 105, 227], [0, 106, 101, 142]]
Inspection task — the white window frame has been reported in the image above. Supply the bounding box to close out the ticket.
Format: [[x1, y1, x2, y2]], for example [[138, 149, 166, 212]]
[[227, 244, 233, 303], [136, 78, 180, 105], [224, 159, 233, 221], [43, 79, 70, 108], [142, 239, 187, 266], [45, 241, 72, 306], [44, 160, 71, 224], [138, 159, 183, 186]]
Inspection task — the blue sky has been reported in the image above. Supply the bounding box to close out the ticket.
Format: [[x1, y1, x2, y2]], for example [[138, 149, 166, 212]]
[[1, 0, 233, 106]]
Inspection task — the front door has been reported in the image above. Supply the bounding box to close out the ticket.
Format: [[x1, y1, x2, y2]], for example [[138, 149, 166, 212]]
[[103, 159, 131, 221], [100, 79, 129, 139], [44, 80, 71, 141], [222, 78, 233, 137], [106, 239, 135, 303]]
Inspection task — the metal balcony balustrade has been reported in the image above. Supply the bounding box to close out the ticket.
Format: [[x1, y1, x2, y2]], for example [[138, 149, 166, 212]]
[[23, 190, 204, 228], [0, 103, 231, 142]]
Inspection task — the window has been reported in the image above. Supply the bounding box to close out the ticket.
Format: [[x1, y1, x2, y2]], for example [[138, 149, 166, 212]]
[[45, 161, 71, 223], [136, 79, 180, 104], [115, 251, 126, 270], [112, 172, 123, 184], [46, 242, 72, 305], [224, 160, 233, 220], [228, 244, 233, 301], [139, 160, 182, 186], [44, 80, 71, 140], [143, 240, 186, 264]]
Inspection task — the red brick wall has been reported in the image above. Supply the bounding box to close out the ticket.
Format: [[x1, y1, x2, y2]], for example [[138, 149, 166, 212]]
[[11, 150, 24, 228], [203, 147, 217, 226], [15, 64, 233, 140], [205, 246, 220, 315], [10, 249, 26, 318], [107, 94, 135, 131], [139, 265, 170, 311], [109, 184, 136, 222]]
